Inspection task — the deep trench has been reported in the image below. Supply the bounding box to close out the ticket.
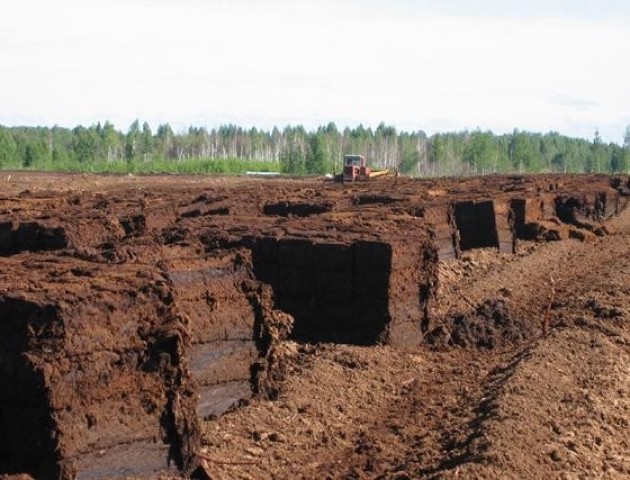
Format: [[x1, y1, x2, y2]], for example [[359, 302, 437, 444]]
[[0, 185, 620, 479], [0, 222, 67, 256], [251, 237, 393, 345], [454, 201, 500, 251], [0, 299, 60, 479]]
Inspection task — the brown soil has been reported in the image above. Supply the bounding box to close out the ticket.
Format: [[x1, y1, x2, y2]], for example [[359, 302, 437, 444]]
[[200, 233, 630, 480], [0, 171, 629, 479]]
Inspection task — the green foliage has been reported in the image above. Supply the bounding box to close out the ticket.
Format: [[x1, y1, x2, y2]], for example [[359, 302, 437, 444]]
[[610, 145, 624, 173], [397, 131, 420, 174], [591, 129, 605, 173], [125, 120, 141, 161], [141, 122, 153, 157], [399, 150, 418, 174], [430, 134, 447, 165], [0, 128, 17, 167], [71, 126, 98, 163], [23, 144, 36, 167], [510, 130, 535, 172], [463, 130, 495, 173], [305, 134, 326, 174], [19, 139, 48, 168], [52, 145, 70, 165], [37, 157, 280, 175], [0, 121, 628, 177], [280, 145, 305, 174], [551, 152, 566, 172]]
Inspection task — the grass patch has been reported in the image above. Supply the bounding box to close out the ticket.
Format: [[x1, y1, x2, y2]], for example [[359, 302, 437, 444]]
[[7, 157, 282, 175]]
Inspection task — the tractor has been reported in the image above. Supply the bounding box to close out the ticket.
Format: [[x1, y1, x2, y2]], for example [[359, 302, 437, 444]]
[[340, 154, 389, 182]]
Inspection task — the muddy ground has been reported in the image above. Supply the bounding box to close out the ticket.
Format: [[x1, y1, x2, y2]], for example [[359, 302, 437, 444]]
[[203, 216, 630, 480], [0, 172, 629, 479]]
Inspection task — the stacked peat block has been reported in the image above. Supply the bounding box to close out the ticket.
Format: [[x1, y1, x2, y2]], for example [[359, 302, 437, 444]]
[[0, 258, 197, 479], [163, 250, 261, 420], [0, 251, 283, 479], [384, 235, 438, 347], [424, 205, 458, 260], [510, 188, 623, 241], [554, 191, 620, 234], [510, 197, 545, 239], [493, 199, 516, 253]]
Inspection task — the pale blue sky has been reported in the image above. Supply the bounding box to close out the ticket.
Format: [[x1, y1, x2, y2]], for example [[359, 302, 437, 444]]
[[1, 0, 628, 143], [381, 0, 630, 19]]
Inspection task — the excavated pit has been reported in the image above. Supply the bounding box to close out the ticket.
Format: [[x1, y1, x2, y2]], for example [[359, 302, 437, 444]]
[[251, 237, 435, 346], [0, 172, 627, 479], [0, 299, 59, 478], [454, 200, 500, 251], [0, 221, 68, 255]]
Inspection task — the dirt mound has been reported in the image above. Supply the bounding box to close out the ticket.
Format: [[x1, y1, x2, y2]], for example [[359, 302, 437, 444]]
[[428, 298, 535, 349], [453, 327, 630, 479], [201, 343, 426, 480]]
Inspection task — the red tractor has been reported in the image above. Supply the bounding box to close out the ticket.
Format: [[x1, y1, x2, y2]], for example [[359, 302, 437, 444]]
[[341, 155, 389, 182]]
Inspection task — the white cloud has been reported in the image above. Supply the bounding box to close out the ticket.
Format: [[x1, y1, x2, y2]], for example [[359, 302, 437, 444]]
[[0, 0, 629, 143]]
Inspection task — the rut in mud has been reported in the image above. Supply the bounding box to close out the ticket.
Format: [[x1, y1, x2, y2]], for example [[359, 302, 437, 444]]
[[0, 172, 628, 479]]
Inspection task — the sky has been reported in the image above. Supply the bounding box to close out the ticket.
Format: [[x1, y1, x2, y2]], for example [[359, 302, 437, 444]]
[[1, 0, 629, 143]]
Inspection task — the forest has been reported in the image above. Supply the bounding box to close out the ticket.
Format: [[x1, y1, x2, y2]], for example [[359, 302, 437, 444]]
[[0, 121, 629, 176]]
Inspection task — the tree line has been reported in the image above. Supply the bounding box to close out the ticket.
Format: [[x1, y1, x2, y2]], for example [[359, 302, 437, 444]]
[[0, 121, 629, 175]]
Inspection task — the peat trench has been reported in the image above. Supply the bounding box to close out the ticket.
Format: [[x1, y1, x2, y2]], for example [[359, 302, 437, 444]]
[[0, 175, 628, 479]]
